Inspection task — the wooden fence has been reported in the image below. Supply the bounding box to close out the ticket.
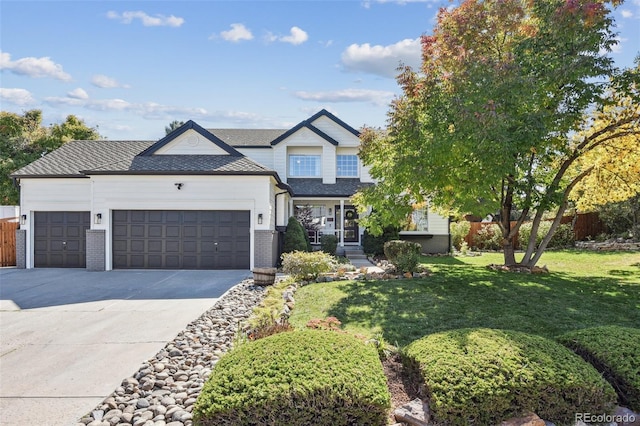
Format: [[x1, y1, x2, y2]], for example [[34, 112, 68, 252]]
[[0, 218, 19, 267], [463, 212, 607, 250]]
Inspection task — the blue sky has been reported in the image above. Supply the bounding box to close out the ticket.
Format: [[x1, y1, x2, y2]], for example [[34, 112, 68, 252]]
[[1, 0, 639, 140]]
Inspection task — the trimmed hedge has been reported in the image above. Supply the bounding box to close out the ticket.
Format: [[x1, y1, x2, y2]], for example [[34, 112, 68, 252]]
[[558, 326, 640, 412], [281, 250, 336, 280], [194, 330, 391, 426], [283, 216, 309, 253], [404, 328, 616, 425], [383, 240, 422, 273]]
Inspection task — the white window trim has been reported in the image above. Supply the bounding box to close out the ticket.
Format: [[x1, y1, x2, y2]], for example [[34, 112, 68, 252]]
[[336, 154, 359, 178], [289, 154, 321, 178]]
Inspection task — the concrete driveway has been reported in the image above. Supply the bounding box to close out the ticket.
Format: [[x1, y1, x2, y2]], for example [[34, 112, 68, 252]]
[[0, 268, 250, 426]]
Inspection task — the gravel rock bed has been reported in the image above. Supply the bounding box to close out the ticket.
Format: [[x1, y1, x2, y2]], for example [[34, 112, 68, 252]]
[[77, 280, 266, 426]]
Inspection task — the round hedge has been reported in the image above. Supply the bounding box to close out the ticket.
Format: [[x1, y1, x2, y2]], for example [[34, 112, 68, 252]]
[[193, 330, 390, 426], [558, 326, 640, 412], [404, 328, 616, 425]]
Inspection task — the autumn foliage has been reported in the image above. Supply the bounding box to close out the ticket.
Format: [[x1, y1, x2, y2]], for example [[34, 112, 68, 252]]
[[355, 0, 638, 268]]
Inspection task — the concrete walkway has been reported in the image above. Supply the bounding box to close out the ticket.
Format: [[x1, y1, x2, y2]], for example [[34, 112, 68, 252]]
[[348, 257, 385, 273], [0, 268, 250, 426]]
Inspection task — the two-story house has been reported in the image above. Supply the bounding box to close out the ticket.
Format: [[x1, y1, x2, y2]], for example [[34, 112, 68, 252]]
[[11, 109, 449, 271]]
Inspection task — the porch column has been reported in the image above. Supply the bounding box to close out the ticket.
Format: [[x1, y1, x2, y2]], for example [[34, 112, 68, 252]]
[[339, 199, 344, 247]]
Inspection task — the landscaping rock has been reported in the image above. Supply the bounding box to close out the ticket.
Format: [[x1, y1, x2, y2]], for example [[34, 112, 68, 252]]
[[501, 412, 546, 426], [79, 280, 266, 426], [393, 398, 430, 426]]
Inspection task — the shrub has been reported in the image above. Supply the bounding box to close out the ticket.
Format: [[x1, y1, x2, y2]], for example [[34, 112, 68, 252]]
[[362, 226, 399, 256], [194, 330, 391, 426], [450, 221, 471, 251], [281, 250, 336, 280], [283, 216, 309, 253], [558, 326, 640, 412], [472, 223, 503, 250], [403, 328, 616, 425], [320, 234, 338, 256], [518, 221, 575, 249], [384, 240, 422, 273]]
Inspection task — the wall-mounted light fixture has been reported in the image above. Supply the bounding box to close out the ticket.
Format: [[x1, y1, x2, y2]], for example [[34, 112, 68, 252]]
[[20, 214, 27, 225], [95, 213, 102, 224], [175, 183, 183, 190], [328, 207, 332, 215], [258, 213, 263, 225]]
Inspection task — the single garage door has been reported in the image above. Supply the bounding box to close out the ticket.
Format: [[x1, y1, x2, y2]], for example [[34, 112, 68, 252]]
[[34, 211, 90, 268], [112, 210, 250, 269]]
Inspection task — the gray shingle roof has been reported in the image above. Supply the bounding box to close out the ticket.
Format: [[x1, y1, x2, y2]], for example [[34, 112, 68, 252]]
[[88, 155, 273, 174], [11, 140, 154, 177], [208, 129, 286, 147], [11, 140, 274, 177], [287, 178, 374, 197]]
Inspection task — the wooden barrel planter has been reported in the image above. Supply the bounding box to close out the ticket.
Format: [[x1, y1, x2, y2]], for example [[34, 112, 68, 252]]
[[252, 267, 277, 286]]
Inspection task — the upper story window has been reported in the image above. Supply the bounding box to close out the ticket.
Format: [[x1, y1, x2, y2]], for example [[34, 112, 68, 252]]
[[289, 155, 321, 177], [336, 155, 358, 177]]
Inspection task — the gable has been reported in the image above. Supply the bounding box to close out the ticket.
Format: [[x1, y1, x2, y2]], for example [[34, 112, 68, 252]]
[[309, 115, 361, 147], [153, 129, 231, 155], [275, 126, 338, 148], [139, 120, 243, 157]]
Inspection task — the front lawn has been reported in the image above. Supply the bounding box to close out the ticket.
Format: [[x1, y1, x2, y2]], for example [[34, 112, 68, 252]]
[[289, 250, 640, 346]]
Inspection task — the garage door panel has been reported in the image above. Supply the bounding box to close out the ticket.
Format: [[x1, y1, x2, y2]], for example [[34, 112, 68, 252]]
[[112, 210, 250, 269], [34, 211, 89, 268]]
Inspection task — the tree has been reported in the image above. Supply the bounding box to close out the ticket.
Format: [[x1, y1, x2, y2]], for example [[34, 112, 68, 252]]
[[355, 0, 638, 268], [295, 205, 318, 251], [165, 120, 185, 135], [283, 216, 309, 253], [0, 110, 100, 205]]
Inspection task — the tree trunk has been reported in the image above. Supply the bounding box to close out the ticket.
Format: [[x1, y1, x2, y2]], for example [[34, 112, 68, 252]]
[[503, 241, 516, 266], [501, 180, 516, 266]]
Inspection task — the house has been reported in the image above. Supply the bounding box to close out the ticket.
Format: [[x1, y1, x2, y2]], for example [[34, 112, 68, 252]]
[[11, 110, 450, 271]]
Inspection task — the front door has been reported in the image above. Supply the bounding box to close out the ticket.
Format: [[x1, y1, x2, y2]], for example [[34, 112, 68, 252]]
[[336, 205, 359, 243]]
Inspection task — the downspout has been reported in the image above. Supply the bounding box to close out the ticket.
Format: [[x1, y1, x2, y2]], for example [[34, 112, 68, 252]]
[[274, 189, 289, 266], [448, 216, 453, 254]]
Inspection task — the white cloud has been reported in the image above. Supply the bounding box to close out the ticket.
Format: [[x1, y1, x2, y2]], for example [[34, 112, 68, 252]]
[[91, 74, 130, 89], [621, 10, 634, 18], [107, 11, 184, 27], [0, 50, 71, 81], [362, 0, 439, 8], [280, 27, 308, 45], [67, 88, 89, 99], [265, 26, 309, 45], [218, 23, 254, 42], [0, 88, 36, 106], [294, 88, 394, 106], [341, 38, 421, 78]]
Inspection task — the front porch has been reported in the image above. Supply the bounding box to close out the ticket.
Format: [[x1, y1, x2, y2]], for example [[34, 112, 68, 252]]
[[292, 199, 362, 248]]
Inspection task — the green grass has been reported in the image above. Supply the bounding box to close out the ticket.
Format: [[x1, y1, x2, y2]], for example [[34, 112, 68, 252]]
[[289, 250, 640, 347]]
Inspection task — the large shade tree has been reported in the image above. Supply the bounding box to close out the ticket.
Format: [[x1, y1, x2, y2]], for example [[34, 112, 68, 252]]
[[0, 110, 101, 205], [355, 0, 639, 268]]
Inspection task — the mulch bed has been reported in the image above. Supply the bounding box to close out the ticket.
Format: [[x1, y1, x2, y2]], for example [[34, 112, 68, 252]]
[[383, 353, 424, 423]]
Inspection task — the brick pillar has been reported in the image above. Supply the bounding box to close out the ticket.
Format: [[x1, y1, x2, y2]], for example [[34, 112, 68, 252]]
[[15, 229, 26, 269], [254, 230, 276, 268], [86, 230, 106, 271]]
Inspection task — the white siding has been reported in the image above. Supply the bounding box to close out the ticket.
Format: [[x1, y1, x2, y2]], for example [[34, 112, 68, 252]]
[[154, 129, 230, 155], [428, 211, 450, 235], [310, 116, 361, 147], [18, 178, 92, 269], [236, 148, 274, 169], [322, 145, 336, 184], [273, 144, 287, 183]]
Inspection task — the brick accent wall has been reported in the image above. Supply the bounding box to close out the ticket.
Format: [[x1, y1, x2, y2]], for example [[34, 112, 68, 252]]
[[15, 229, 26, 269], [254, 230, 277, 268], [86, 230, 106, 271]]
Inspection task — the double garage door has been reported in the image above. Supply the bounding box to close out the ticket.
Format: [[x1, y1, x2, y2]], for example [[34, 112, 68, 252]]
[[33, 210, 250, 269], [112, 210, 250, 269]]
